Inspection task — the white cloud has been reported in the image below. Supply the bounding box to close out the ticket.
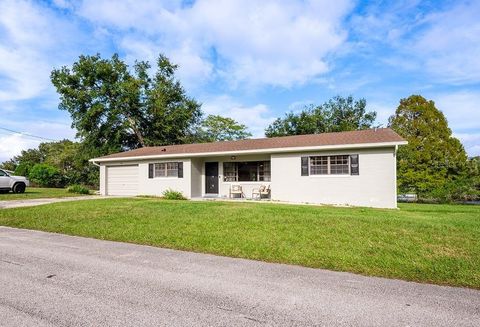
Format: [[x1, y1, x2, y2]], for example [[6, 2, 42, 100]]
[[201, 95, 275, 138], [0, 0, 90, 102], [433, 91, 480, 131], [411, 2, 480, 84], [0, 0, 53, 101], [0, 120, 76, 162], [0, 134, 41, 163], [75, 0, 353, 88], [368, 102, 395, 127], [453, 133, 480, 157], [350, 1, 480, 84]]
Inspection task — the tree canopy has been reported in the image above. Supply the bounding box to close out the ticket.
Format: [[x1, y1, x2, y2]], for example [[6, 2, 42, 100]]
[[388, 95, 469, 198], [265, 96, 377, 137], [196, 115, 252, 142], [51, 53, 202, 157]]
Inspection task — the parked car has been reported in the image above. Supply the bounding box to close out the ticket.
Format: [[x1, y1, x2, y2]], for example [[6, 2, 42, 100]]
[[0, 169, 29, 193]]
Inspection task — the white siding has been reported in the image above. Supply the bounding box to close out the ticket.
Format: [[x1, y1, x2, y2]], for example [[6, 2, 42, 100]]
[[191, 158, 203, 197], [270, 147, 397, 208], [100, 159, 192, 198], [106, 165, 139, 196], [138, 159, 191, 197]]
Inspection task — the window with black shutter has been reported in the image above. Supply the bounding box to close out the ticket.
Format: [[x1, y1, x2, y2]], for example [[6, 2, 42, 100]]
[[148, 163, 154, 178], [301, 157, 309, 176], [178, 162, 183, 178], [350, 154, 359, 175]]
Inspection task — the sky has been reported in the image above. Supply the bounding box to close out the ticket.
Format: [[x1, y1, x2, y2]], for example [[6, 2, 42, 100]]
[[1, 0, 479, 163]]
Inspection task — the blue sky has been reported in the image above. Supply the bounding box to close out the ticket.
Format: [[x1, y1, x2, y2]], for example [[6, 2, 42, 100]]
[[1, 0, 479, 162]]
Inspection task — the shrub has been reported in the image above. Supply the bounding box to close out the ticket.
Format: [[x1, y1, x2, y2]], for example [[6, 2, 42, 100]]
[[67, 184, 91, 195], [14, 162, 32, 177], [162, 189, 187, 200], [28, 164, 64, 187]]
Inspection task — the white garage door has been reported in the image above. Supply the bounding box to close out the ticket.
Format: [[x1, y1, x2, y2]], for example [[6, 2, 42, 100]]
[[106, 165, 139, 196]]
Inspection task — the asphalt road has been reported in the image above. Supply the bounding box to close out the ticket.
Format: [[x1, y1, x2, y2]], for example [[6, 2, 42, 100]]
[[0, 227, 479, 326]]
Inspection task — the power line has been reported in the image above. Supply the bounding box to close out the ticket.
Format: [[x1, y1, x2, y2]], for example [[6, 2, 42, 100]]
[[0, 126, 58, 142]]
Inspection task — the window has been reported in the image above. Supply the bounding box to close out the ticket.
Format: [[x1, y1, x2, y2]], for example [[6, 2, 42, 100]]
[[258, 161, 270, 181], [309, 155, 351, 175], [330, 155, 349, 174], [166, 162, 178, 177], [223, 161, 271, 182], [310, 156, 328, 175], [154, 162, 178, 177], [223, 162, 237, 182], [0, 170, 6, 177]]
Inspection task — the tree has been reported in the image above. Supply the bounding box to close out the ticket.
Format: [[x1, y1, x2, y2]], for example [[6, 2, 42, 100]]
[[265, 96, 377, 137], [0, 148, 44, 176], [51, 53, 202, 157], [0, 159, 17, 172], [388, 95, 468, 198], [195, 115, 252, 142], [29, 164, 64, 188], [2, 140, 98, 186]]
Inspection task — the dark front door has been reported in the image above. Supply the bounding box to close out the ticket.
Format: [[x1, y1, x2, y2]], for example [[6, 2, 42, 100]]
[[205, 162, 219, 194]]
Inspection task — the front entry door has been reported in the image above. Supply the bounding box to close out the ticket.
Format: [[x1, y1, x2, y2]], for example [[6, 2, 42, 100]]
[[205, 162, 219, 194]]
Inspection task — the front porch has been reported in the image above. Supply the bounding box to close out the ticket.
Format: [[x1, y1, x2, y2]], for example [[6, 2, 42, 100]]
[[190, 155, 272, 200]]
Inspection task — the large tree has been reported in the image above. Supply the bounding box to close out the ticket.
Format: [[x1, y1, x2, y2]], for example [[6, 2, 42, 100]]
[[195, 115, 252, 142], [51, 53, 202, 157], [265, 96, 376, 137], [388, 95, 468, 197]]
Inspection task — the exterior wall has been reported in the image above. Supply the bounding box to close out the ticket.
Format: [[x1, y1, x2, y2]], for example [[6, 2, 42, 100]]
[[270, 147, 397, 208], [191, 158, 203, 197], [138, 159, 191, 197], [100, 159, 192, 197], [99, 164, 106, 195]]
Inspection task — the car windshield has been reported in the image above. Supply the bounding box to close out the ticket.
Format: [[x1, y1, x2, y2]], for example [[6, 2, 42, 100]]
[[0, 170, 7, 176]]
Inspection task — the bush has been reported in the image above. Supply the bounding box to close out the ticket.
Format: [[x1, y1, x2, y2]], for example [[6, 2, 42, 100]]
[[67, 184, 91, 195], [28, 164, 64, 187], [420, 174, 480, 203], [14, 162, 32, 177], [162, 189, 187, 200]]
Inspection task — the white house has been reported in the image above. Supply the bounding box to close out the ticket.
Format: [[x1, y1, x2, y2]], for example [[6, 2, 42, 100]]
[[90, 128, 407, 208]]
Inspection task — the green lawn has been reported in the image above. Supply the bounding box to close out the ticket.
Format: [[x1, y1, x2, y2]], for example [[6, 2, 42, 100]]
[[0, 198, 479, 288], [0, 187, 90, 201]]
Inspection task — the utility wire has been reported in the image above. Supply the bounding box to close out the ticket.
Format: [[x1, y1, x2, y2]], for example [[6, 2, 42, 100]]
[[0, 126, 58, 142]]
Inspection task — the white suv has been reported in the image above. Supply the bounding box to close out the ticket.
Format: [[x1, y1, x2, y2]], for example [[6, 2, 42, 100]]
[[0, 169, 29, 193]]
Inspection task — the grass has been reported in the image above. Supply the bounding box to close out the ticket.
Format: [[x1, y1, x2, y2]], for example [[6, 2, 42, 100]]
[[0, 198, 479, 288], [0, 187, 91, 201]]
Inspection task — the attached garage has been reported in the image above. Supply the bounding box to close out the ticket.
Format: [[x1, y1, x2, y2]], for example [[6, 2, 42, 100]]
[[106, 165, 139, 196]]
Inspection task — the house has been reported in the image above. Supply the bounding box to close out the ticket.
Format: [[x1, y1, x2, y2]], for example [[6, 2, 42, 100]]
[[90, 128, 407, 208]]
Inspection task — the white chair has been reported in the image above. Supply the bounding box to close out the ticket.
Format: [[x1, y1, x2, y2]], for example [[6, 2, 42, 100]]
[[252, 185, 271, 200], [229, 185, 245, 199]]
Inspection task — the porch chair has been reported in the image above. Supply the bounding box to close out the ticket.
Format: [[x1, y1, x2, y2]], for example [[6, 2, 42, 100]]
[[229, 185, 245, 199], [252, 185, 271, 200]]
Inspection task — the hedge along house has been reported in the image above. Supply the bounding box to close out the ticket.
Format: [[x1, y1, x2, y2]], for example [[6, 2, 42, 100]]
[[90, 128, 407, 208]]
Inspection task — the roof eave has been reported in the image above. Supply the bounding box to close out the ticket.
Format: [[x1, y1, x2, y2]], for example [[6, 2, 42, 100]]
[[89, 140, 407, 163]]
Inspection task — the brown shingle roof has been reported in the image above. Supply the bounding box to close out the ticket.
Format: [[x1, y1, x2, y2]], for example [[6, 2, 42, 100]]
[[94, 128, 405, 160]]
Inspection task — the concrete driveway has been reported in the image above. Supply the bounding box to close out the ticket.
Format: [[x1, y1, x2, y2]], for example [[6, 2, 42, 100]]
[[0, 227, 479, 327], [0, 196, 106, 209]]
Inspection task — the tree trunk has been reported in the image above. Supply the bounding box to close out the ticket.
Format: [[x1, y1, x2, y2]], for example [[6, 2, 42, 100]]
[[127, 117, 146, 147]]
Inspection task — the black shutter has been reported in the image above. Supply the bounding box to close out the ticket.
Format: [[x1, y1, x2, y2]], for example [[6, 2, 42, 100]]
[[301, 157, 309, 176], [178, 162, 183, 178], [148, 163, 154, 178], [350, 154, 359, 175]]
